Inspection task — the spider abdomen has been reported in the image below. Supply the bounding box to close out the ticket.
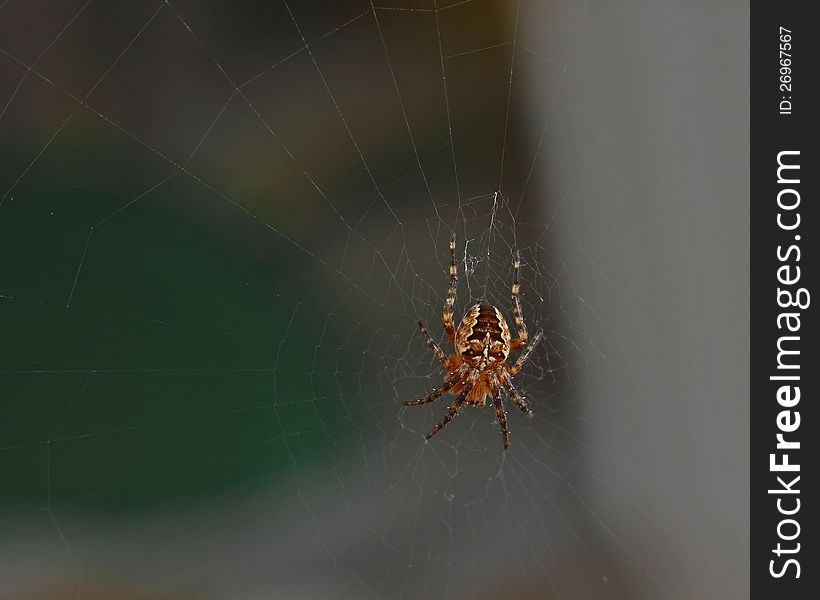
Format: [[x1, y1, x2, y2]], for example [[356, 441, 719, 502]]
[[455, 304, 511, 366]]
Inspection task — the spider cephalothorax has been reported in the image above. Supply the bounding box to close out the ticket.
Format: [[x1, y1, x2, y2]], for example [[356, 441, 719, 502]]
[[403, 236, 543, 449]]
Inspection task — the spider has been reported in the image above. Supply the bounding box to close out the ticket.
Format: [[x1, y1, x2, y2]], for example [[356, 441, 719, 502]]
[[404, 235, 543, 449]]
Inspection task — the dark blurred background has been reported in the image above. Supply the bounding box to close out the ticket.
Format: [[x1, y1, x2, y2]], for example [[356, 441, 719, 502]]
[[1, 1, 748, 598]]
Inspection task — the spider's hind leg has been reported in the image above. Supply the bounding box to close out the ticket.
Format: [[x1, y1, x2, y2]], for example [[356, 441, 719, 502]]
[[510, 249, 529, 351], [443, 234, 458, 345], [418, 321, 448, 369], [509, 330, 543, 376]]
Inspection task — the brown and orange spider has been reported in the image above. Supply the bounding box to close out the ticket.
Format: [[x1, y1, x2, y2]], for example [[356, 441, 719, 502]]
[[404, 236, 543, 449]]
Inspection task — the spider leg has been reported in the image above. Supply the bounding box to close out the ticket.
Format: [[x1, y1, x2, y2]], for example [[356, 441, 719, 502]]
[[443, 234, 457, 345], [425, 382, 472, 440], [403, 364, 468, 406], [510, 249, 529, 351], [500, 368, 534, 417], [418, 321, 448, 368], [488, 373, 510, 449], [509, 330, 543, 376]]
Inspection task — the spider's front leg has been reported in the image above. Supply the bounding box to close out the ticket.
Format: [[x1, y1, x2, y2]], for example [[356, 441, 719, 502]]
[[403, 364, 468, 407], [488, 373, 510, 449], [500, 369, 534, 418], [425, 387, 468, 441], [425, 370, 477, 441]]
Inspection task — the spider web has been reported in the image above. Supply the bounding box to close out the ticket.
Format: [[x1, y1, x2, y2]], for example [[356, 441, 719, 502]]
[[0, 1, 749, 598]]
